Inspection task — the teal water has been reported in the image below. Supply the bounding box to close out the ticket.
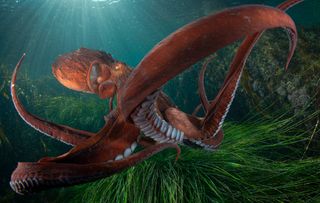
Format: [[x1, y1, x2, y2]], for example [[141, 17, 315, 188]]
[[0, 0, 319, 75], [0, 0, 320, 202]]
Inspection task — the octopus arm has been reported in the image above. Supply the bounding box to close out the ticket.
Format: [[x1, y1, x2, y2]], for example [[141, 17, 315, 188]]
[[193, 0, 303, 118], [10, 142, 180, 194], [129, 0, 302, 150], [10, 108, 175, 194], [11, 54, 95, 146], [198, 55, 214, 113], [202, 0, 301, 141], [119, 4, 298, 119]]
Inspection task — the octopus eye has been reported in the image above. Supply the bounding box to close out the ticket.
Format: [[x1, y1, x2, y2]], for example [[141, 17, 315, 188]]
[[90, 63, 99, 82], [87, 62, 112, 92], [87, 62, 100, 92]]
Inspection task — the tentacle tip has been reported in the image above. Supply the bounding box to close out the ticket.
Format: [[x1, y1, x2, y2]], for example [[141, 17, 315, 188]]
[[284, 62, 290, 72]]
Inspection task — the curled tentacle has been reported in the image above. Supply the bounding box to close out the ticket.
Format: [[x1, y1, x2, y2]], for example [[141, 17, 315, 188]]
[[198, 55, 215, 113], [10, 142, 180, 195], [206, 0, 302, 114], [10, 108, 175, 195], [193, 0, 303, 120], [202, 0, 301, 139], [119, 5, 298, 119], [11, 54, 94, 146], [131, 91, 185, 144], [125, 0, 301, 150], [192, 55, 215, 116]]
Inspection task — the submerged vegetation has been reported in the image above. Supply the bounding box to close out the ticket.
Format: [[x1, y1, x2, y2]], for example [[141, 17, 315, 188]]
[[53, 109, 320, 203]]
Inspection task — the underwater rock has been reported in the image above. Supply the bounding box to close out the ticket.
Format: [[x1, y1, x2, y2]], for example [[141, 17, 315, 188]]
[[287, 87, 310, 114], [163, 27, 319, 123], [246, 28, 319, 115]]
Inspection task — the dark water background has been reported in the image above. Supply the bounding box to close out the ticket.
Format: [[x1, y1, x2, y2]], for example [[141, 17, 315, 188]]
[[0, 0, 320, 202]]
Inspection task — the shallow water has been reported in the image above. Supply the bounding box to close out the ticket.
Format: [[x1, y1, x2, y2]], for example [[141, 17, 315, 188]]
[[0, 0, 319, 74], [0, 0, 319, 202]]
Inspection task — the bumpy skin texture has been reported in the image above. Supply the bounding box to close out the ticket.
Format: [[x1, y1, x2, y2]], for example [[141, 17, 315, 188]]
[[10, 0, 303, 195]]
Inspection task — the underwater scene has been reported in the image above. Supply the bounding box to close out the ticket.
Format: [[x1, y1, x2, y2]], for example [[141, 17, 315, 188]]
[[0, 0, 320, 202]]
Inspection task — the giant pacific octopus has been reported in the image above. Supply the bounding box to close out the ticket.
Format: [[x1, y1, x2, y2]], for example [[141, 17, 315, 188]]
[[9, 0, 303, 194]]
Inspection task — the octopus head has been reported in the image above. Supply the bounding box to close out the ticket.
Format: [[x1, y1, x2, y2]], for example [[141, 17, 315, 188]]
[[52, 47, 131, 99]]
